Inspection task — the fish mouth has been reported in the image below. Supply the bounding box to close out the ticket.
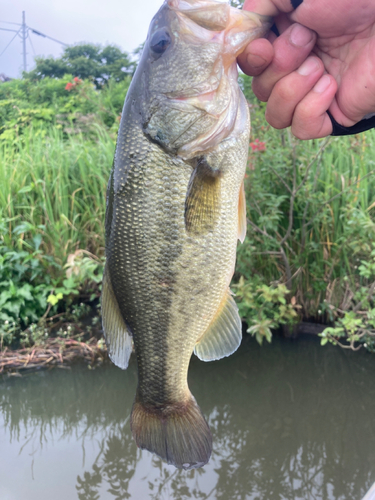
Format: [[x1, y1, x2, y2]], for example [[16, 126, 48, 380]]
[[144, 0, 271, 159], [168, 0, 231, 32], [168, 0, 271, 59], [164, 0, 271, 158]]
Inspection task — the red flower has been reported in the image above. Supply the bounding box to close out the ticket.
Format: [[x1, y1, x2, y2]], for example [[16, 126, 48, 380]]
[[249, 138, 266, 152], [73, 77, 82, 84], [65, 82, 73, 91]]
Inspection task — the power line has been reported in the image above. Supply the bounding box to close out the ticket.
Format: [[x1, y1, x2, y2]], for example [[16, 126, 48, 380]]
[[0, 28, 21, 58], [0, 11, 67, 74], [30, 29, 67, 47], [0, 27, 20, 33], [0, 20, 22, 26]]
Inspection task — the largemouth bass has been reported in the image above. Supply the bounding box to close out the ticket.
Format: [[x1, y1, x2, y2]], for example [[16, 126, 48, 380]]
[[102, 0, 270, 470]]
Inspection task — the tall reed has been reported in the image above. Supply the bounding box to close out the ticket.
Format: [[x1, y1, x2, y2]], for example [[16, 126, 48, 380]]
[[0, 124, 115, 266]]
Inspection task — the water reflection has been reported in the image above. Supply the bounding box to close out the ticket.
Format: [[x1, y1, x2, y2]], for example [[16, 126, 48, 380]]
[[1, 335, 374, 500]]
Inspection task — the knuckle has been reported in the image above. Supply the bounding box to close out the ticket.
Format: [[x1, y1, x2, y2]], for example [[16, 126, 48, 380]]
[[292, 114, 326, 140], [274, 80, 298, 103], [252, 78, 271, 102], [265, 107, 290, 130], [266, 114, 287, 129], [292, 128, 313, 140]]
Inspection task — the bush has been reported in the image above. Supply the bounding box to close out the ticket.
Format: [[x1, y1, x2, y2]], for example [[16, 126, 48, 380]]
[[234, 81, 375, 351], [0, 75, 130, 142]]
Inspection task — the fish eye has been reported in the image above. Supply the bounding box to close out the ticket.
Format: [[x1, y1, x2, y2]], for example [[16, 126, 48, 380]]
[[150, 29, 171, 54]]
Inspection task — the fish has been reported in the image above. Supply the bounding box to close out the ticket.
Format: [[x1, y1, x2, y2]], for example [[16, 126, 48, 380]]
[[101, 0, 271, 470]]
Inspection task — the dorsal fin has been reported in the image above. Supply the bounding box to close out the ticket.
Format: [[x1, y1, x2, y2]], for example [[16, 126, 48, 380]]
[[194, 290, 242, 361], [101, 265, 133, 369], [185, 158, 221, 236], [238, 180, 247, 243]]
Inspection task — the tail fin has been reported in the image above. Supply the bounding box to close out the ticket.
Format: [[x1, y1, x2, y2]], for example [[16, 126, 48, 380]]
[[130, 394, 212, 470]]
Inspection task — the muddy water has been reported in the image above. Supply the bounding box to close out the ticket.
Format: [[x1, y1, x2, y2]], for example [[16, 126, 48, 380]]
[[1, 334, 374, 500]]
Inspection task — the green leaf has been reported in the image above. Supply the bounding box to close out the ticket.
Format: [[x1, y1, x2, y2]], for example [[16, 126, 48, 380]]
[[63, 277, 77, 290], [33, 234, 42, 251], [47, 292, 63, 306], [17, 284, 33, 301], [18, 184, 34, 194]]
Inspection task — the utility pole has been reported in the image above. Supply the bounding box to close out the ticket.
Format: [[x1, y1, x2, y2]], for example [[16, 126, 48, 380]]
[[0, 13, 67, 76], [22, 11, 27, 72]]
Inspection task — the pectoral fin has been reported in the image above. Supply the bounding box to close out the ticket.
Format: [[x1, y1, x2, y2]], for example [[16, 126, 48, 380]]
[[185, 158, 221, 236], [238, 181, 247, 243], [194, 290, 242, 361], [101, 265, 133, 370]]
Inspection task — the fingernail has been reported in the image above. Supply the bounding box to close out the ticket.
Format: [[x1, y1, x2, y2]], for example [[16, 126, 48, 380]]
[[247, 53, 268, 69], [290, 24, 314, 47], [314, 75, 331, 93], [297, 57, 319, 76]]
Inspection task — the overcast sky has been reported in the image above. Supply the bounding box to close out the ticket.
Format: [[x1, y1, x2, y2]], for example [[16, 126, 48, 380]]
[[0, 0, 165, 78]]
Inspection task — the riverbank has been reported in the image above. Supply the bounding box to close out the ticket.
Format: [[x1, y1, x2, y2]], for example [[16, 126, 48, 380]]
[[0, 320, 342, 375], [0, 336, 107, 375], [0, 308, 108, 374]]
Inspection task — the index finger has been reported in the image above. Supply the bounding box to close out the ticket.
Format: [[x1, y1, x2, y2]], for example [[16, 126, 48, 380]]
[[238, 0, 297, 76]]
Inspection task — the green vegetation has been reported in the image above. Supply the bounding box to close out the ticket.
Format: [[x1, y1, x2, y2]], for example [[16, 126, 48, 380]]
[[0, 74, 130, 143], [235, 84, 375, 351], [230, 0, 245, 7], [26, 43, 135, 86], [0, 71, 374, 353], [0, 124, 110, 344], [0, 74, 119, 345]]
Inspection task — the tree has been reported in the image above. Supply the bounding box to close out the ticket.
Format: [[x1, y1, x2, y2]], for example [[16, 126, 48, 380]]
[[26, 43, 136, 87]]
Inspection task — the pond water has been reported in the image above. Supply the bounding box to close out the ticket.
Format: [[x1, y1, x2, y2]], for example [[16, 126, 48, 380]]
[[1, 334, 374, 500]]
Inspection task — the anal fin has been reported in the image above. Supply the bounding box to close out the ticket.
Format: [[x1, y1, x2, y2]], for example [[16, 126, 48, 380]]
[[101, 265, 133, 369], [194, 290, 242, 361]]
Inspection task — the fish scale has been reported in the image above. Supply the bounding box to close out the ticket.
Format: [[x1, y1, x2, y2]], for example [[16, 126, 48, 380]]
[[101, 0, 271, 469]]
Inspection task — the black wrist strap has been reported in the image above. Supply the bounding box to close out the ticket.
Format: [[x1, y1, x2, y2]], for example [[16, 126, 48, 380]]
[[291, 0, 304, 8], [328, 111, 375, 136]]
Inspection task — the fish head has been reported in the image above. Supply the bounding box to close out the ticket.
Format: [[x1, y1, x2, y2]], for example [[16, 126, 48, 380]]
[[136, 0, 271, 159]]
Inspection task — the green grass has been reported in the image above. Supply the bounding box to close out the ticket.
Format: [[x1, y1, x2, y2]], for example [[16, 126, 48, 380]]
[[0, 124, 114, 264], [0, 124, 113, 342]]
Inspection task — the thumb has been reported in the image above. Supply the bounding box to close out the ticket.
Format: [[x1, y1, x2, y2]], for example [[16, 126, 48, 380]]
[[238, 0, 300, 76]]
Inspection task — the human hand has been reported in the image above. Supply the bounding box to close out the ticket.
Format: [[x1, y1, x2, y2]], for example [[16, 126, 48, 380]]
[[238, 0, 375, 139]]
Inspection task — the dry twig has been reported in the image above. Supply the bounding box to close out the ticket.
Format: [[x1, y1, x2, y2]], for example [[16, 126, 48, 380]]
[[0, 337, 107, 374]]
